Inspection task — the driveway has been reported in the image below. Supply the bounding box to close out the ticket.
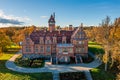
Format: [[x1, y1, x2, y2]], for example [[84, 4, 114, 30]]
[[5, 50, 102, 80]]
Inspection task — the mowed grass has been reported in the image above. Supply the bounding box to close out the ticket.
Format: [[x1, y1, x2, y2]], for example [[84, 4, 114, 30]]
[[88, 41, 104, 54], [89, 41, 115, 80], [0, 49, 53, 80], [0, 53, 14, 60], [90, 64, 115, 80]]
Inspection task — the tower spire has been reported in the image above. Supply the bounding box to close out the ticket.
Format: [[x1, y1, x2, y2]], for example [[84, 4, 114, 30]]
[[53, 12, 55, 18], [48, 13, 56, 32]]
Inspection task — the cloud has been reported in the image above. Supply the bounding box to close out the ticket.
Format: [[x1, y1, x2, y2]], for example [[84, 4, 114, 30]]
[[0, 9, 31, 26], [0, 17, 24, 25], [40, 16, 48, 18]]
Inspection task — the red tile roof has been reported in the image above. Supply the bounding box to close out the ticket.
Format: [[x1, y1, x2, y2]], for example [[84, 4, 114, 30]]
[[30, 30, 74, 44]]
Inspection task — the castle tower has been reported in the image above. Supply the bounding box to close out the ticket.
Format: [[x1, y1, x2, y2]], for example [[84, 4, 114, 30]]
[[48, 13, 55, 32]]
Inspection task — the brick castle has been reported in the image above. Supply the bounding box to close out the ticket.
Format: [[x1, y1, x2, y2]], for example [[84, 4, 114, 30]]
[[22, 13, 88, 64]]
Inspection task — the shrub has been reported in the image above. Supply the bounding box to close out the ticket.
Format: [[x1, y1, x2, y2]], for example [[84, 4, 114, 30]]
[[15, 56, 45, 68], [59, 72, 86, 80]]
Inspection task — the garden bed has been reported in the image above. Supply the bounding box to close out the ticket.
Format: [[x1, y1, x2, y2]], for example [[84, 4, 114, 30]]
[[59, 72, 86, 80], [15, 55, 45, 68], [0, 53, 52, 80]]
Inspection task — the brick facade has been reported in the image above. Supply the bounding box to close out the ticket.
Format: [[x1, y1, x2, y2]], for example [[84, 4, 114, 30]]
[[22, 13, 88, 64]]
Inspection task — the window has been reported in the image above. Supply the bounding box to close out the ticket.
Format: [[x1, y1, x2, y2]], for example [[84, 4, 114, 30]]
[[52, 46, 56, 52], [79, 41, 84, 44], [53, 38, 56, 43], [62, 41, 66, 44], [62, 37, 66, 44], [81, 48, 85, 53], [46, 46, 50, 52], [50, 22, 53, 24], [76, 48, 79, 52], [47, 40, 49, 44], [35, 47, 38, 52], [40, 37, 44, 44], [59, 48, 62, 53], [76, 41, 79, 44], [26, 40, 30, 44], [26, 46, 31, 52], [63, 48, 67, 52], [79, 34, 82, 38], [69, 48, 73, 53], [39, 40, 41, 44], [46, 40, 51, 44], [79, 48, 84, 53], [40, 46, 44, 52]]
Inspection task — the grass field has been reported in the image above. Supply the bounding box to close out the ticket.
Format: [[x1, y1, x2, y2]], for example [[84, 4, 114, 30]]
[[88, 41, 115, 80], [90, 64, 115, 80], [88, 41, 104, 54], [0, 48, 53, 80]]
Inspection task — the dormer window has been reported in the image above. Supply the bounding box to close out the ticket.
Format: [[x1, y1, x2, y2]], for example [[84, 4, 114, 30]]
[[79, 41, 84, 44], [46, 40, 51, 44], [26, 41, 30, 44], [26, 39, 30, 44], [62, 36, 66, 44], [26, 38, 29, 40], [39, 37, 44, 44], [53, 37, 57, 43]]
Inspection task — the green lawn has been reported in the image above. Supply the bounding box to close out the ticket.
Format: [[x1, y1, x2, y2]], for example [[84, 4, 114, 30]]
[[89, 41, 115, 80], [90, 64, 115, 80], [88, 41, 104, 54], [6, 45, 21, 52], [0, 50, 53, 80]]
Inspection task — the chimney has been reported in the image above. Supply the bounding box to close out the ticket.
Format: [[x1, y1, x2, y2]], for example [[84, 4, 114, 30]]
[[33, 25, 37, 32], [44, 27, 47, 32], [69, 25, 73, 31]]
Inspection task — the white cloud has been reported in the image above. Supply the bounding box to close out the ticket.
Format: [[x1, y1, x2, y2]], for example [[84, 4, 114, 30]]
[[40, 16, 48, 18], [0, 9, 31, 27]]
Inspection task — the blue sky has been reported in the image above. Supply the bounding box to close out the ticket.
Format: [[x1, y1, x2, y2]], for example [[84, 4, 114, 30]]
[[0, 0, 120, 27]]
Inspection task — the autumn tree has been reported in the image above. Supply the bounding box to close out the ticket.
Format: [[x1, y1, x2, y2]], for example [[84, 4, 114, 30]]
[[99, 16, 112, 71], [6, 27, 15, 41], [56, 26, 61, 30], [0, 32, 11, 52]]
